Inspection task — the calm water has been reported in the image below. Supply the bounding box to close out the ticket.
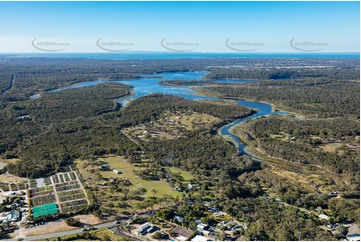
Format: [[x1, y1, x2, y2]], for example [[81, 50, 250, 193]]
[[46, 71, 287, 156], [220, 99, 286, 156]]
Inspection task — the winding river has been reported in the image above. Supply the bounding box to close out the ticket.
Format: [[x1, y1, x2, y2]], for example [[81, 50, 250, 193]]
[[44, 71, 287, 157]]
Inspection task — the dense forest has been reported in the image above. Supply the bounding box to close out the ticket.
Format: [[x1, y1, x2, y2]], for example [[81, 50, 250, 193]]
[[1, 86, 251, 178], [200, 79, 360, 118], [1, 56, 358, 101], [242, 116, 360, 191], [0, 56, 359, 240], [1, 83, 135, 177], [141, 129, 255, 176], [111, 94, 252, 127], [205, 67, 360, 81]]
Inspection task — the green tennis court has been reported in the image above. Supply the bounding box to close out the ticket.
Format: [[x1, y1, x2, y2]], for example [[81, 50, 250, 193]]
[[32, 203, 59, 217]]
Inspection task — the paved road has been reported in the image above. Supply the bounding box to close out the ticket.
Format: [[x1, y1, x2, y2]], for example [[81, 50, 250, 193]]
[[8, 211, 151, 241], [9, 221, 117, 241]]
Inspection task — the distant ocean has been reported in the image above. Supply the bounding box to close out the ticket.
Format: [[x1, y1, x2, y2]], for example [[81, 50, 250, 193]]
[[1, 52, 359, 60]]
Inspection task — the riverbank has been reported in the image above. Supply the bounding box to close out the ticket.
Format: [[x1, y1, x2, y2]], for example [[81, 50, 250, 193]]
[[31, 71, 289, 158], [193, 87, 305, 119]]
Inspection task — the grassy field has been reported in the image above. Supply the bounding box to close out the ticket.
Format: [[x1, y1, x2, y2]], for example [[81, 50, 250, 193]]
[[78, 156, 178, 198], [169, 112, 220, 129], [266, 167, 330, 193], [269, 132, 290, 142], [93, 228, 133, 241], [317, 142, 343, 153], [124, 110, 220, 141], [167, 167, 194, 182], [0, 172, 28, 183], [47, 227, 132, 241], [76, 156, 179, 215], [0, 158, 20, 165]]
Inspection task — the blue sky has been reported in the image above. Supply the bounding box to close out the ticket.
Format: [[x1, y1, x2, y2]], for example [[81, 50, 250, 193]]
[[0, 1, 359, 52]]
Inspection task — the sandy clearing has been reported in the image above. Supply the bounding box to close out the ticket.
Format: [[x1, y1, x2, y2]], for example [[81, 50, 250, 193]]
[[26, 220, 76, 236], [74, 214, 103, 225]]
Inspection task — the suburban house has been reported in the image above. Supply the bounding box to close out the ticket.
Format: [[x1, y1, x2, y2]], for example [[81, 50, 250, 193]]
[[288, 136, 296, 141], [207, 207, 219, 213], [346, 224, 360, 241], [186, 199, 195, 205], [174, 215, 184, 223], [191, 235, 210, 242], [197, 223, 212, 236], [318, 214, 330, 220], [113, 169, 122, 174], [136, 222, 159, 236], [346, 234, 360, 241], [100, 164, 110, 170], [213, 211, 227, 217], [0, 210, 21, 223], [327, 192, 339, 198], [170, 226, 194, 241]]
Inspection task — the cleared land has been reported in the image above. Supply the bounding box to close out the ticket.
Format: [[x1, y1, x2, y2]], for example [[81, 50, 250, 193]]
[[27, 220, 76, 236], [317, 142, 344, 153], [0, 165, 29, 192], [124, 110, 220, 141], [47, 227, 133, 241], [0, 172, 28, 183], [0, 158, 20, 165], [74, 214, 102, 225], [166, 167, 194, 183], [77, 156, 177, 198], [76, 156, 179, 214], [0, 172, 28, 192]]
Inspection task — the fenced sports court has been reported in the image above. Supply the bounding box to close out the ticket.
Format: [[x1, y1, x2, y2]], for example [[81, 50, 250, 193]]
[[32, 203, 59, 217]]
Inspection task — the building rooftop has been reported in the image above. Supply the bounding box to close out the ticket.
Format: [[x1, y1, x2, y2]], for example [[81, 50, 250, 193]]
[[171, 226, 194, 239], [191, 235, 210, 242]]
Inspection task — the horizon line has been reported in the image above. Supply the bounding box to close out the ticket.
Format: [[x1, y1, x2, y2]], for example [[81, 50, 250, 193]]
[[1, 51, 360, 54]]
